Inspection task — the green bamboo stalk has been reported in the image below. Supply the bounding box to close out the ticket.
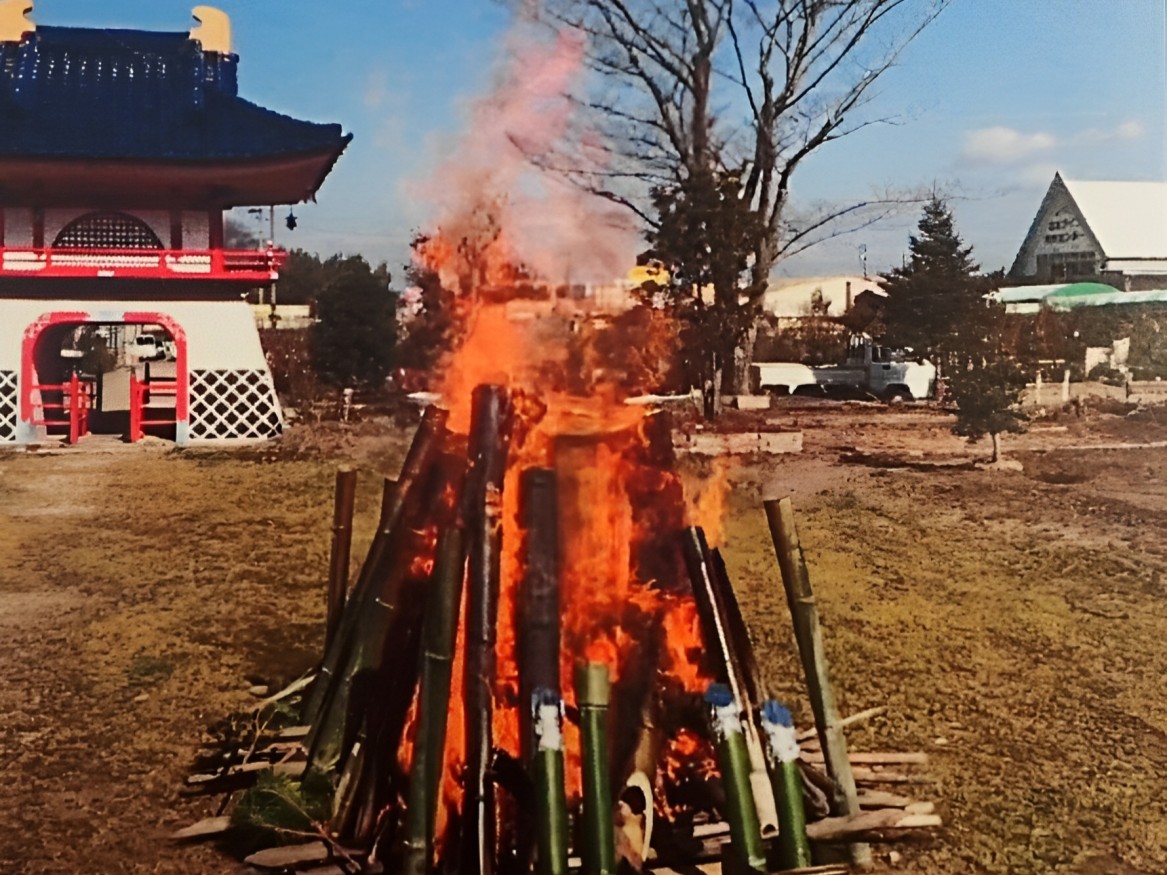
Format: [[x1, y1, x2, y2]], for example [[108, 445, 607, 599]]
[[764, 497, 871, 870], [761, 700, 812, 871], [681, 528, 779, 838], [705, 684, 766, 874], [401, 525, 467, 875], [576, 662, 616, 875], [531, 689, 569, 875]]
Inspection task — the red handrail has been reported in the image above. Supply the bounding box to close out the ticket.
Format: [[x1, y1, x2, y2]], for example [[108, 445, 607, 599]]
[[129, 371, 178, 443], [0, 245, 288, 281], [29, 372, 95, 444]]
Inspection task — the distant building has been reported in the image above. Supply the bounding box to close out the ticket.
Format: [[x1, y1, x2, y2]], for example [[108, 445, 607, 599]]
[[1010, 173, 1167, 290], [762, 275, 885, 322], [0, 6, 350, 445]]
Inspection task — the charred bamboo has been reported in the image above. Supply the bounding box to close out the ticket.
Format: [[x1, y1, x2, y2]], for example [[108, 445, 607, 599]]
[[576, 662, 616, 875], [461, 385, 512, 875], [304, 407, 448, 726], [709, 549, 766, 709], [764, 497, 871, 869], [326, 467, 359, 654], [400, 524, 467, 875], [518, 468, 560, 764], [311, 452, 462, 821], [680, 528, 779, 838]]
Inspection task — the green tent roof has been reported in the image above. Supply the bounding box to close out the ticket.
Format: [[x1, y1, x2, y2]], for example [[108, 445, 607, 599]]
[[1046, 282, 1122, 299]]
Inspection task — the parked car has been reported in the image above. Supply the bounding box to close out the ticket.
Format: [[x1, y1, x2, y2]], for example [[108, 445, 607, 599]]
[[125, 334, 166, 362]]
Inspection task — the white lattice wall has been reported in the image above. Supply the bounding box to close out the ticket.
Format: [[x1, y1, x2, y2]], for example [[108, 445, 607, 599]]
[[188, 369, 283, 440], [0, 370, 16, 442]]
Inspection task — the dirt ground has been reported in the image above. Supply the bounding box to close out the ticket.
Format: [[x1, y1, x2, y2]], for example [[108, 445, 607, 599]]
[[0, 401, 1164, 874]]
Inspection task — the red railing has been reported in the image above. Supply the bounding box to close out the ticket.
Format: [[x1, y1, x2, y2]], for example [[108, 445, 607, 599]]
[[0, 246, 287, 282], [30, 372, 95, 445], [129, 371, 178, 443]]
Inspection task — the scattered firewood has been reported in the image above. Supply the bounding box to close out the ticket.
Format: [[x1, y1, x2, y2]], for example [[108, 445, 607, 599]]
[[170, 815, 231, 840], [856, 789, 919, 809], [805, 808, 943, 841], [796, 705, 887, 743], [185, 758, 305, 788], [801, 750, 930, 766], [243, 841, 331, 869], [847, 765, 934, 784]]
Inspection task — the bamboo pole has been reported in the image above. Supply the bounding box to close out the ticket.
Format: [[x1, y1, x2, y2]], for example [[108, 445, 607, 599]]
[[576, 662, 616, 875], [764, 497, 871, 869], [760, 700, 812, 871], [705, 684, 766, 874], [303, 407, 448, 726], [518, 468, 560, 764], [680, 528, 780, 838], [326, 467, 358, 654], [709, 548, 766, 709], [400, 524, 467, 875], [461, 385, 512, 875], [531, 689, 570, 875], [314, 451, 463, 833]]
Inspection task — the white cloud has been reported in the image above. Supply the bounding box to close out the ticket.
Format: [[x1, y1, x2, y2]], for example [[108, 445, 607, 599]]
[[962, 126, 1057, 164], [1077, 118, 1146, 143]]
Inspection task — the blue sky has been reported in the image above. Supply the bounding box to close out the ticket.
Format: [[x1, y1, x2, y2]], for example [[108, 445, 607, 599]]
[[31, 0, 1167, 280]]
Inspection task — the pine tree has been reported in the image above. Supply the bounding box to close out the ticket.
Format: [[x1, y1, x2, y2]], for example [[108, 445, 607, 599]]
[[884, 197, 1026, 462], [882, 197, 989, 369]]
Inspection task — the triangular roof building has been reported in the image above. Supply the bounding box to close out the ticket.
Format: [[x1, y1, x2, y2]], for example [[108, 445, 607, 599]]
[[1010, 173, 1167, 290]]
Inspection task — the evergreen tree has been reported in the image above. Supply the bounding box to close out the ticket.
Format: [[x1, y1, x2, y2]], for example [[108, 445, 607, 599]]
[[885, 197, 1027, 461], [882, 197, 990, 369], [310, 256, 396, 388]]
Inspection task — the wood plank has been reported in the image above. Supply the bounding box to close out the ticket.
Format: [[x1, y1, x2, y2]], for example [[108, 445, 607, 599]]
[[170, 816, 231, 839], [806, 808, 943, 841], [244, 841, 330, 869], [802, 750, 930, 766]]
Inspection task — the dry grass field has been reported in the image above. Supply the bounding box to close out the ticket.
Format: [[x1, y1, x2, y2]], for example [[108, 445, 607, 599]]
[[0, 403, 1164, 874]]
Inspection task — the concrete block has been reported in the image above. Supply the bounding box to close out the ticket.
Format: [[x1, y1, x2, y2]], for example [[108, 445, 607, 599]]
[[675, 429, 802, 456]]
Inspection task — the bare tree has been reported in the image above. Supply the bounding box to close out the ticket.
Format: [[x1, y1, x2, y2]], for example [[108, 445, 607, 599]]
[[517, 0, 949, 394]]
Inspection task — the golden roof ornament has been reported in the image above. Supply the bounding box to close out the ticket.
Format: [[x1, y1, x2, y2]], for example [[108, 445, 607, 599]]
[[190, 5, 232, 55], [0, 0, 34, 43]]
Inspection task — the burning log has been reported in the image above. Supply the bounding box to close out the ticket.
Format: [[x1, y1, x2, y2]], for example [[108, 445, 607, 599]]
[[397, 523, 467, 875], [326, 467, 359, 653], [303, 406, 449, 728], [461, 385, 513, 875], [764, 497, 872, 870], [680, 527, 780, 838], [575, 662, 616, 875]]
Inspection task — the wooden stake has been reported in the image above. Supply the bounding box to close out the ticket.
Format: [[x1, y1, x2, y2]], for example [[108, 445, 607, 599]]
[[326, 467, 358, 654], [764, 498, 871, 870]]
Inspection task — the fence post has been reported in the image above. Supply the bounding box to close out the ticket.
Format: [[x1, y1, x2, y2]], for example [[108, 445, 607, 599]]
[[68, 372, 80, 445], [129, 371, 140, 443]]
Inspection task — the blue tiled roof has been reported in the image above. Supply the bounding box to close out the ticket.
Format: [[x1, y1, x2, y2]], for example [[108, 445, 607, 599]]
[[0, 26, 351, 162]]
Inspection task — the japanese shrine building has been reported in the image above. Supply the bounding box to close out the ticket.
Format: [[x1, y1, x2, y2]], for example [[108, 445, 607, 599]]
[[0, 4, 350, 445]]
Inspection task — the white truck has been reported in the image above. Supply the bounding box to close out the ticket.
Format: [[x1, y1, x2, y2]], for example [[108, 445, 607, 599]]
[[753, 334, 936, 402]]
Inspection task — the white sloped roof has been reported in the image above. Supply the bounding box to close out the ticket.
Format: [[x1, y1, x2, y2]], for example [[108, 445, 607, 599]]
[[1063, 179, 1167, 259]]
